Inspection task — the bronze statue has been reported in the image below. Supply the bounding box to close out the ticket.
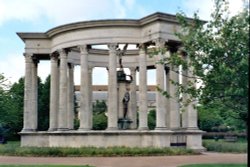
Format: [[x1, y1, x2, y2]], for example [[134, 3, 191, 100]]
[[122, 89, 130, 118]]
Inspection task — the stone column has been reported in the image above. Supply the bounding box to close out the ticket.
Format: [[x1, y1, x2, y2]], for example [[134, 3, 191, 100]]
[[67, 63, 74, 130], [138, 44, 148, 130], [107, 43, 118, 130], [182, 55, 198, 129], [58, 49, 68, 131], [88, 66, 93, 128], [154, 38, 167, 130], [79, 45, 91, 130], [167, 51, 180, 129], [31, 57, 38, 131], [128, 67, 137, 129], [118, 83, 126, 119], [49, 53, 59, 131], [22, 53, 34, 132]]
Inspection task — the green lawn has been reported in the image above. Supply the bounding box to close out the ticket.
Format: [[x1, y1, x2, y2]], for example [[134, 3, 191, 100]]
[[179, 164, 247, 167]]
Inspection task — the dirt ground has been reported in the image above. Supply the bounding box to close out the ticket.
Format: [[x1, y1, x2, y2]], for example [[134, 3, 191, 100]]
[[0, 152, 247, 167]]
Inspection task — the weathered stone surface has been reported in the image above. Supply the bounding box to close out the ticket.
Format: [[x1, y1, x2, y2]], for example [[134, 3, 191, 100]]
[[18, 12, 204, 151]]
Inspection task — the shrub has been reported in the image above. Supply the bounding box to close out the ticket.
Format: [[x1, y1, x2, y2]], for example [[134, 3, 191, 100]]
[[203, 139, 247, 153]]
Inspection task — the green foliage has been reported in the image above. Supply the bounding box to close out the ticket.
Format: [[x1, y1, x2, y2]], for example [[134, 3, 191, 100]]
[[173, 0, 249, 130], [0, 74, 52, 139], [93, 112, 107, 130], [203, 139, 247, 153], [148, 109, 156, 130], [38, 76, 50, 131], [92, 100, 107, 130], [0, 75, 23, 140], [93, 100, 107, 114], [198, 106, 223, 132], [0, 141, 196, 157]]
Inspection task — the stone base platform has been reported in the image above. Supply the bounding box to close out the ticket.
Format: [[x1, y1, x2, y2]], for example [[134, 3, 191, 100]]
[[19, 129, 206, 152]]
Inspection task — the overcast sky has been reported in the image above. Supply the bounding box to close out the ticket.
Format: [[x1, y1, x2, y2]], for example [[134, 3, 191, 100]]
[[0, 0, 245, 85]]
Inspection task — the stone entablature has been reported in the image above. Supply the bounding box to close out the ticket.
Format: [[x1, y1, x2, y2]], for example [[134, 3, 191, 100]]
[[17, 12, 205, 151]]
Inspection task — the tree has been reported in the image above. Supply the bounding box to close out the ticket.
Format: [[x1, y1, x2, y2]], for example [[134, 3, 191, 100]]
[[148, 109, 156, 130], [197, 105, 223, 132], [0, 74, 23, 140], [8, 77, 25, 139], [92, 100, 107, 130], [38, 76, 50, 131], [164, 0, 249, 130]]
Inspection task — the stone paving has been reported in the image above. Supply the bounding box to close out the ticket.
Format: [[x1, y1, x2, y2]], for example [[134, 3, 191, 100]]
[[0, 152, 247, 167]]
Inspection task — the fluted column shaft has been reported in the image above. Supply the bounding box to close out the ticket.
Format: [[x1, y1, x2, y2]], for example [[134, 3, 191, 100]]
[[67, 63, 74, 130], [155, 39, 167, 130], [128, 67, 137, 129], [107, 44, 118, 130], [79, 45, 91, 130], [182, 55, 198, 129], [138, 44, 148, 130], [58, 49, 68, 131], [88, 66, 93, 128], [22, 53, 34, 132], [167, 51, 180, 129], [49, 53, 59, 131], [31, 58, 38, 131]]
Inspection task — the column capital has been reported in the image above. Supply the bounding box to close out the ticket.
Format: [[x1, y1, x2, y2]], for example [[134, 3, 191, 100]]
[[153, 38, 166, 48], [138, 43, 147, 55], [57, 49, 67, 59], [138, 43, 146, 50], [129, 67, 137, 72], [88, 66, 93, 72], [32, 56, 39, 65], [177, 47, 188, 59], [108, 43, 118, 51], [78, 45, 89, 54], [23, 53, 33, 63], [68, 63, 74, 69], [50, 52, 59, 61]]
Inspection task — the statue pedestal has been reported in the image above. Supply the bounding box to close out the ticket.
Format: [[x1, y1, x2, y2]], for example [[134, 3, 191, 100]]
[[118, 118, 132, 130]]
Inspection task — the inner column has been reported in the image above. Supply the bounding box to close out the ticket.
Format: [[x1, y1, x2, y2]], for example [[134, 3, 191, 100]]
[[67, 63, 74, 130], [128, 67, 137, 129], [58, 49, 69, 131], [138, 44, 148, 130], [49, 53, 59, 131], [79, 45, 91, 130], [107, 43, 118, 130], [181, 54, 198, 130], [88, 66, 93, 128], [167, 51, 180, 129], [154, 38, 167, 130]]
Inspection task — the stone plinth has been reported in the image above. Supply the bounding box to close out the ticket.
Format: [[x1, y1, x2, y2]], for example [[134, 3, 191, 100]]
[[19, 130, 206, 152]]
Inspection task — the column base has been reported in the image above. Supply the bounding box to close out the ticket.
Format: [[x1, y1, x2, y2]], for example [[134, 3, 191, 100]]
[[57, 128, 69, 131], [106, 127, 118, 131], [48, 128, 57, 131], [78, 128, 91, 131], [138, 127, 149, 131], [154, 127, 171, 131], [21, 128, 36, 132], [184, 127, 200, 132]]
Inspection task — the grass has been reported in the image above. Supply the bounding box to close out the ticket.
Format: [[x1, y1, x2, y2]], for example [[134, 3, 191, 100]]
[[179, 164, 247, 167], [0, 141, 195, 157], [203, 139, 247, 153], [0, 165, 93, 167]]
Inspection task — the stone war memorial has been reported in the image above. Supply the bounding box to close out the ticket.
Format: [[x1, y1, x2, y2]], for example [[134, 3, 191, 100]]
[[17, 12, 205, 152]]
